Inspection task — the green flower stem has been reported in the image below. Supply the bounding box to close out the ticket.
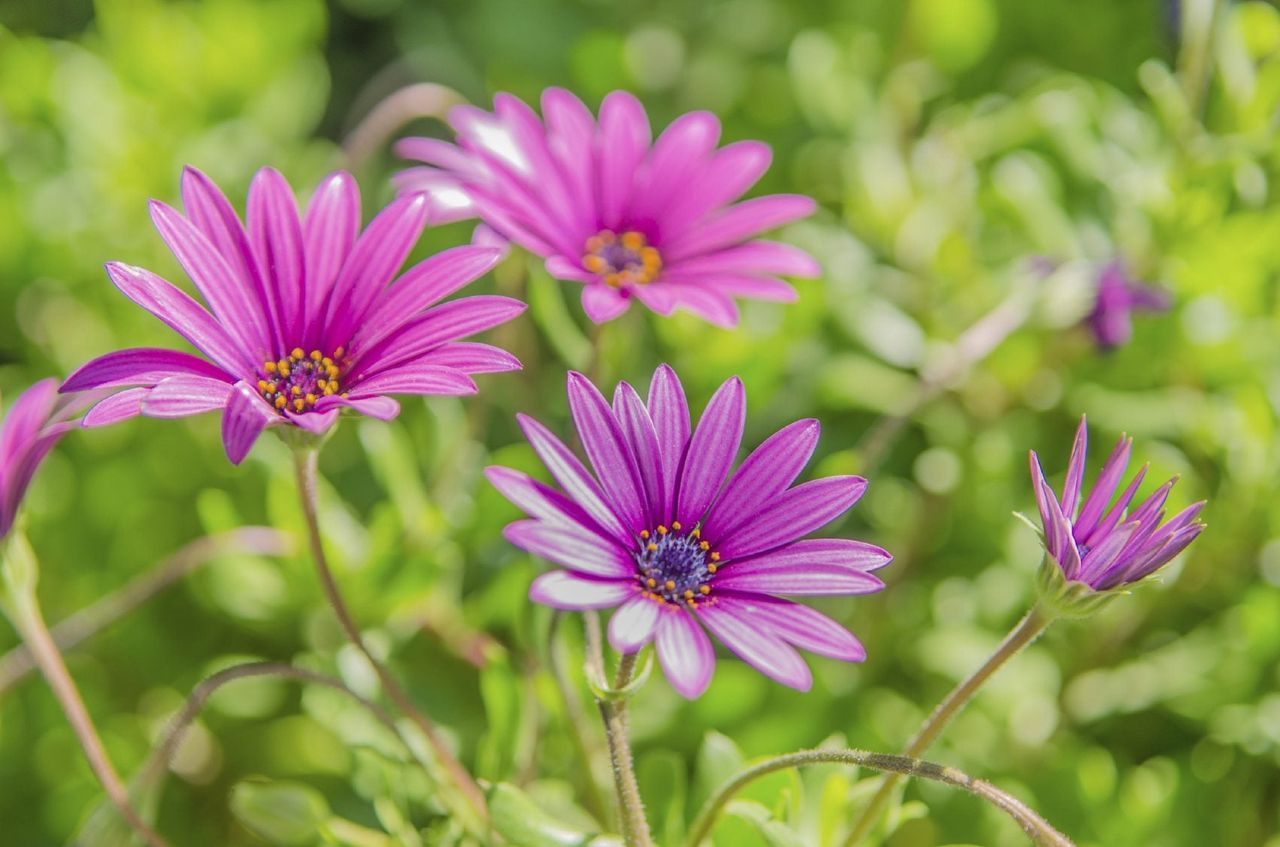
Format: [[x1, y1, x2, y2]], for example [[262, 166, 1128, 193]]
[[1, 534, 169, 847], [597, 650, 653, 847], [684, 748, 1075, 847], [844, 603, 1054, 847], [291, 448, 487, 826]]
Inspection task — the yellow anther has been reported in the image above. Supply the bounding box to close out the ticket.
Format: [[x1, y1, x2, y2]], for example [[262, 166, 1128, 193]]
[[708, 563, 718, 574], [291, 347, 304, 360], [323, 386, 336, 396], [700, 541, 710, 551], [257, 380, 270, 391], [274, 395, 287, 409], [598, 230, 616, 244], [327, 366, 340, 379], [699, 585, 710, 595], [305, 393, 317, 406], [309, 350, 322, 361], [291, 386, 302, 396], [264, 361, 278, 374], [640, 529, 650, 539], [686, 599, 697, 608], [657, 525, 667, 535], [647, 543, 658, 552], [279, 365, 290, 378], [691, 527, 700, 538], [664, 580, 676, 591], [321, 357, 333, 368], [585, 235, 604, 253], [683, 590, 694, 600], [293, 398, 305, 412], [646, 578, 656, 588], [621, 231, 645, 251], [584, 255, 607, 273], [710, 552, 720, 562], [604, 272, 621, 288], [333, 346, 345, 358], [316, 380, 327, 391], [671, 521, 682, 531]]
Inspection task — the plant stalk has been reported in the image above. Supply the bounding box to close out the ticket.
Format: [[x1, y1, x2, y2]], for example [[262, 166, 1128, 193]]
[[597, 651, 653, 847]]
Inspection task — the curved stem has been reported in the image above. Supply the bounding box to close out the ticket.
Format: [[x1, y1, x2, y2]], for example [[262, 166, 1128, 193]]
[[290, 448, 487, 824], [844, 604, 1053, 846], [597, 651, 652, 847], [0, 528, 290, 695], [6, 588, 169, 847], [342, 82, 467, 169], [685, 748, 1074, 847]]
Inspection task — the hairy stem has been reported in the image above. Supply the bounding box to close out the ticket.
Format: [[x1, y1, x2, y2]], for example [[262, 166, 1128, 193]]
[[597, 651, 653, 847], [0, 528, 290, 695], [291, 448, 487, 824], [685, 748, 1074, 847], [6, 588, 169, 847], [844, 604, 1053, 846]]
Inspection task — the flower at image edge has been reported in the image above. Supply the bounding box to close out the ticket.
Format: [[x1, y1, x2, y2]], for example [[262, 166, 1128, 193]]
[[0, 380, 82, 540], [62, 167, 526, 464], [395, 88, 821, 328], [487, 365, 891, 698]]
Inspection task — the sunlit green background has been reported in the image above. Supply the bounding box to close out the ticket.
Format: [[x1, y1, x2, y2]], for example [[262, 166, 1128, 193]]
[[1, 0, 1278, 845]]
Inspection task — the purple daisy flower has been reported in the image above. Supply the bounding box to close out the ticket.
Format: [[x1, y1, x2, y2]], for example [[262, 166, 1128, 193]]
[[486, 365, 890, 698], [1085, 261, 1171, 350], [1030, 416, 1205, 591], [1, 380, 81, 540], [62, 167, 526, 464], [394, 89, 821, 328]]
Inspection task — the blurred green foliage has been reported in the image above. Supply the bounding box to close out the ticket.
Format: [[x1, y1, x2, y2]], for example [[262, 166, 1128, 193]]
[[1, 0, 1278, 845]]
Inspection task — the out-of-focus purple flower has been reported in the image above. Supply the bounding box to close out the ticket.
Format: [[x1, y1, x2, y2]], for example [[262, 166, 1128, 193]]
[[1086, 262, 1171, 350], [394, 89, 821, 328], [487, 365, 890, 698], [63, 167, 526, 464], [1, 380, 81, 540], [1029, 416, 1204, 591]]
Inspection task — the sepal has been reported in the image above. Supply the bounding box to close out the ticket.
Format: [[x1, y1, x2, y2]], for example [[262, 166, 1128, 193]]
[[1034, 552, 1124, 619]]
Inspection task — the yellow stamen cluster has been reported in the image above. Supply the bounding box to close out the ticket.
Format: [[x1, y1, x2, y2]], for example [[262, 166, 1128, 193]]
[[258, 347, 347, 414], [634, 522, 719, 609], [582, 229, 662, 288]]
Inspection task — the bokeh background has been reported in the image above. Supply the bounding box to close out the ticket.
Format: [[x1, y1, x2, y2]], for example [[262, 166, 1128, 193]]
[[1, 0, 1278, 845]]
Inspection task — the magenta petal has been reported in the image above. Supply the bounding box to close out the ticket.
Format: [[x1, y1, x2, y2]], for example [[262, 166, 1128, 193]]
[[685, 274, 798, 303], [702, 419, 820, 541], [350, 296, 526, 378], [675, 376, 745, 527], [723, 539, 892, 573], [660, 140, 772, 234], [635, 111, 721, 222], [647, 365, 690, 524], [484, 466, 614, 539], [149, 200, 270, 353], [106, 262, 252, 376], [546, 255, 596, 283], [655, 610, 715, 698], [314, 394, 401, 421], [503, 519, 633, 578], [247, 168, 306, 343], [141, 375, 234, 419], [354, 245, 504, 353], [302, 171, 361, 329], [667, 286, 740, 328], [612, 382, 665, 527], [541, 87, 598, 228], [517, 413, 631, 544], [608, 596, 661, 653], [597, 90, 651, 230], [62, 349, 231, 392], [529, 571, 632, 610], [1074, 436, 1132, 540], [664, 195, 817, 263], [715, 475, 867, 560], [413, 342, 521, 375], [322, 193, 429, 349], [82, 388, 149, 428], [713, 561, 883, 596], [1082, 463, 1148, 549], [349, 363, 477, 398], [221, 381, 272, 465], [290, 409, 340, 434], [730, 592, 866, 661], [1060, 416, 1088, 518], [666, 241, 821, 279], [1030, 452, 1066, 561], [0, 380, 57, 463], [698, 601, 812, 691], [566, 372, 647, 532], [581, 285, 632, 323]]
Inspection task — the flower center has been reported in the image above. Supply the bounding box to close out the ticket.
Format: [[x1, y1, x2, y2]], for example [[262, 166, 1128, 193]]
[[257, 347, 347, 415], [582, 229, 663, 288], [634, 522, 720, 608]]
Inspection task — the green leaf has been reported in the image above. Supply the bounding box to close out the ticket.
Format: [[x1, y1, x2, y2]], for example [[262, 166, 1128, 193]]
[[489, 782, 596, 847], [229, 779, 330, 845], [693, 731, 746, 812]]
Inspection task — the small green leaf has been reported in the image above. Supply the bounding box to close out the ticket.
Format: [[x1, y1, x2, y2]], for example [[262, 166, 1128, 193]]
[[229, 779, 330, 845], [489, 782, 595, 847], [693, 731, 746, 812]]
